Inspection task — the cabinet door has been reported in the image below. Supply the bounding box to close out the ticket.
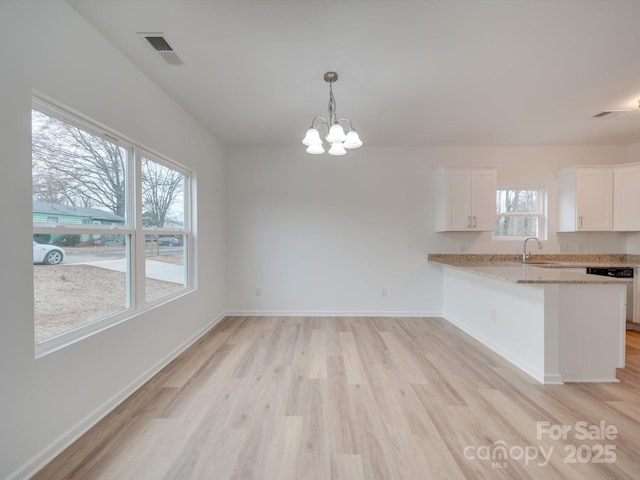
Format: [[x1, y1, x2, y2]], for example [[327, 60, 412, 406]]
[[614, 163, 640, 231], [471, 168, 497, 231], [576, 168, 613, 231], [444, 169, 473, 230]]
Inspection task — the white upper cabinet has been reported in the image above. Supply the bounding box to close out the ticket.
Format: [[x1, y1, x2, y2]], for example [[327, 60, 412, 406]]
[[556, 166, 613, 232], [613, 163, 640, 231], [435, 167, 497, 232]]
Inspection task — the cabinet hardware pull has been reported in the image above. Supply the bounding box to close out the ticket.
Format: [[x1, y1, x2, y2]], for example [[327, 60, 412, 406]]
[[473, 216, 477, 227], [579, 216, 583, 229]]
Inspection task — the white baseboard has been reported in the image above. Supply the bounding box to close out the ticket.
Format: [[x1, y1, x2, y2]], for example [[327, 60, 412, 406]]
[[626, 322, 640, 332], [224, 310, 441, 317], [543, 374, 565, 384], [9, 311, 227, 480], [561, 376, 620, 383]]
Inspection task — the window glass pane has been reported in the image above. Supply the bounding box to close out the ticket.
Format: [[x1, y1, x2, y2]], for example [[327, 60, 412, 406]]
[[495, 216, 539, 237], [33, 234, 130, 342], [497, 189, 541, 213], [141, 157, 185, 228], [32, 109, 128, 226], [145, 234, 186, 302]]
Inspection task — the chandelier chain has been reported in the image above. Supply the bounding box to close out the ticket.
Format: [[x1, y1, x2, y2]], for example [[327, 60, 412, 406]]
[[328, 83, 337, 125]]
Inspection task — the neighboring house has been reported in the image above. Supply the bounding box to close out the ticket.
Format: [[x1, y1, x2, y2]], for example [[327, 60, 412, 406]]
[[33, 201, 125, 225], [33, 201, 125, 244]]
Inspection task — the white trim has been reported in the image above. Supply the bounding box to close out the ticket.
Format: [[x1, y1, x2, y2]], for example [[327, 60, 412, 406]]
[[11, 311, 227, 480], [543, 374, 565, 385], [134, 147, 144, 310], [560, 376, 620, 383], [627, 322, 640, 332], [224, 310, 441, 317]]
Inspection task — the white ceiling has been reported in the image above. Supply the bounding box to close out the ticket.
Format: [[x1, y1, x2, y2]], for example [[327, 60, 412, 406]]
[[68, 0, 640, 148]]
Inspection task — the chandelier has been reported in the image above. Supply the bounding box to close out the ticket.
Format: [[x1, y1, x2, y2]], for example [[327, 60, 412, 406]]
[[302, 71, 363, 155]]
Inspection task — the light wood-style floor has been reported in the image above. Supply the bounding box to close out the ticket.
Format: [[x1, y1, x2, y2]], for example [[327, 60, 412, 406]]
[[33, 316, 640, 479]]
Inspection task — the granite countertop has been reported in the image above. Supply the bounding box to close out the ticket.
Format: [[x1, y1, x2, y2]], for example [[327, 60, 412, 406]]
[[427, 254, 639, 284]]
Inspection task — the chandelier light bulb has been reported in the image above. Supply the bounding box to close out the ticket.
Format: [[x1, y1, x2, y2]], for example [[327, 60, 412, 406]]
[[344, 130, 362, 149], [326, 124, 346, 143], [328, 142, 347, 156], [306, 143, 325, 154], [302, 128, 322, 146]]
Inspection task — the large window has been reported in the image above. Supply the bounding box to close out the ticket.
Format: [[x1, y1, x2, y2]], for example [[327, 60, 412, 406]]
[[32, 97, 192, 354], [494, 187, 545, 239]]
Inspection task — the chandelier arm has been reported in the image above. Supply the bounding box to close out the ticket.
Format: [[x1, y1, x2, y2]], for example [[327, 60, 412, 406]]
[[310, 116, 329, 130], [337, 118, 355, 131]]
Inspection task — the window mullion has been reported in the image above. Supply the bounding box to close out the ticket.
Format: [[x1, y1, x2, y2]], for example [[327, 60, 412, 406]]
[[133, 148, 145, 309], [184, 174, 191, 289]]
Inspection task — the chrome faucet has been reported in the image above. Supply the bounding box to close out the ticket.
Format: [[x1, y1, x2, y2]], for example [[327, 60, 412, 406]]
[[523, 237, 543, 263]]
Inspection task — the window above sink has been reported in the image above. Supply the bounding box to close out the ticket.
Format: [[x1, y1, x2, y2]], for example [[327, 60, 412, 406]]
[[494, 187, 546, 240]]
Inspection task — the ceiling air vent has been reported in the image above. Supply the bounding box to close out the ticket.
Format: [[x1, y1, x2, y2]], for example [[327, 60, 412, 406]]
[[592, 110, 629, 119], [138, 32, 183, 66]]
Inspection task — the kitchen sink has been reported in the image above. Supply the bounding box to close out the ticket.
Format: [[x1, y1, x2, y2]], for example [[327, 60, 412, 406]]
[[502, 261, 560, 268]]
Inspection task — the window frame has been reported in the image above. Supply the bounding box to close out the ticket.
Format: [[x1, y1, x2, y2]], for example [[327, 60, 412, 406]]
[[493, 186, 547, 240], [32, 94, 194, 357]]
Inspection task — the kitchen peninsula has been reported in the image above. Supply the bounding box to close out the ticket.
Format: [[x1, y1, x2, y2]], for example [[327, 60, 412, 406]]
[[429, 254, 639, 384]]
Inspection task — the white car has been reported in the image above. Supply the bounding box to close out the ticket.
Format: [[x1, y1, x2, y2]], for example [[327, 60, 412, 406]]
[[33, 242, 65, 265]]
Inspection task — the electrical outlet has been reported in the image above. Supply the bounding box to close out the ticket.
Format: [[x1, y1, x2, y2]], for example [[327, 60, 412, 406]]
[[490, 310, 497, 322], [381, 288, 387, 297], [255, 287, 261, 297]]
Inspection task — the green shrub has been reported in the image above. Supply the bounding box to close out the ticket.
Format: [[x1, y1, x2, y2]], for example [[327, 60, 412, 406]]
[[60, 234, 81, 247]]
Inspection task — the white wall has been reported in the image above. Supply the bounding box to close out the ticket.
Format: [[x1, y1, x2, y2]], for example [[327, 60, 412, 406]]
[[225, 145, 627, 315], [0, 2, 226, 479], [625, 141, 640, 254]]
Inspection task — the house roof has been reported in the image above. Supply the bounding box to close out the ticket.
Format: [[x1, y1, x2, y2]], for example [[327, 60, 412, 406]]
[[33, 201, 125, 222]]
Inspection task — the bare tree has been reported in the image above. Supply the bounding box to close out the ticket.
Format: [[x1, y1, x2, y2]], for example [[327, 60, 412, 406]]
[[141, 158, 184, 228], [32, 110, 126, 216], [496, 189, 539, 236], [32, 109, 184, 226]]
